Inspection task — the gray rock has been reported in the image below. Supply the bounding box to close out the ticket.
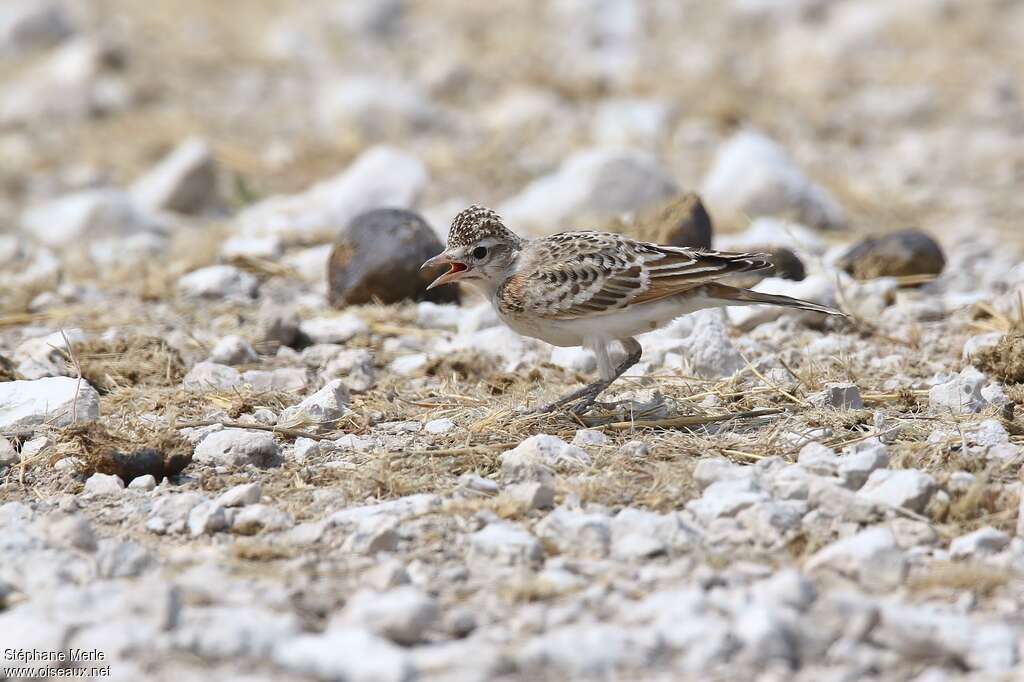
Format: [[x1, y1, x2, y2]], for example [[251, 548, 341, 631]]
[[617, 440, 649, 458], [329, 208, 457, 308], [661, 310, 745, 378], [499, 148, 678, 234], [591, 98, 670, 146], [176, 265, 258, 301], [693, 457, 752, 489], [458, 473, 499, 497], [95, 540, 154, 578], [216, 483, 262, 508], [278, 379, 350, 431], [702, 130, 844, 230], [145, 492, 206, 535], [238, 145, 426, 246], [241, 367, 307, 392], [0, 437, 18, 468], [518, 622, 660, 677], [857, 468, 936, 512], [0, 0, 74, 55], [838, 229, 946, 280], [131, 137, 218, 214], [929, 367, 987, 414], [686, 478, 768, 524], [424, 418, 454, 435], [316, 76, 445, 138], [259, 304, 300, 349], [83, 473, 124, 495], [193, 428, 281, 468], [962, 332, 1003, 361], [949, 526, 1010, 559], [0, 377, 101, 432], [273, 627, 415, 682], [571, 429, 608, 447], [342, 516, 399, 554], [45, 514, 96, 551], [610, 507, 696, 559], [469, 522, 543, 565], [209, 335, 257, 366], [338, 587, 438, 645], [182, 361, 241, 392]]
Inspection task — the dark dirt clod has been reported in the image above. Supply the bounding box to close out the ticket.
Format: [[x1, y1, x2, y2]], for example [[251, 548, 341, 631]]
[[974, 332, 1024, 384]]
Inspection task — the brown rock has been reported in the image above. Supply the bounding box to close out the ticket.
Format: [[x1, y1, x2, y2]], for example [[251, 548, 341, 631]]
[[328, 208, 459, 308], [837, 229, 945, 280], [612, 193, 713, 248]]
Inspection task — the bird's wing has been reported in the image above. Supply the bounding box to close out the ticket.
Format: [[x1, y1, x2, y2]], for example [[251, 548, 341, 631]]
[[497, 231, 773, 320]]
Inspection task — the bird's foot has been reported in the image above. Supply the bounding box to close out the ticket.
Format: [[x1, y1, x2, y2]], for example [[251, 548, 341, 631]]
[[537, 382, 610, 416]]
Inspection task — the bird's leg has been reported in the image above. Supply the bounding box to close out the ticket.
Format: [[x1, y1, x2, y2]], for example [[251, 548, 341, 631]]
[[539, 338, 642, 415]]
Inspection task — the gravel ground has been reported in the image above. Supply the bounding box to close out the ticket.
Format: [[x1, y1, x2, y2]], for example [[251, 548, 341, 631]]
[[2, 1, 1024, 681]]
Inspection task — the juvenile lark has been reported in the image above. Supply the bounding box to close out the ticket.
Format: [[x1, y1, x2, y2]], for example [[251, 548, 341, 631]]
[[422, 205, 844, 415]]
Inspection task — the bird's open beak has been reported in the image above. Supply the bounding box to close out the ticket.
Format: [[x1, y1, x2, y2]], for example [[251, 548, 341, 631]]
[[421, 252, 469, 290]]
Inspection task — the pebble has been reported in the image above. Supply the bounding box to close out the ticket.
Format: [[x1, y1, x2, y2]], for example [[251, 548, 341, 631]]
[[505, 481, 555, 510], [273, 627, 415, 682], [131, 137, 219, 214], [928, 367, 988, 414], [949, 526, 1010, 560], [192, 429, 281, 468], [838, 229, 946, 280], [701, 130, 845, 230], [424, 418, 454, 435], [299, 315, 369, 344], [338, 587, 438, 645], [499, 148, 678, 234], [838, 439, 890, 490], [209, 335, 258, 366], [807, 527, 906, 588], [176, 265, 258, 301], [0, 376, 101, 431], [83, 473, 124, 495], [617, 440, 649, 458], [571, 429, 608, 447], [231, 504, 293, 535], [293, 437, 321, 462], [216, 483, 262, 508], [500, 434, 591, 484], [857, 468, 936, 513], [238, 145, 426, 246], [328, 208, 457, 307], [469, 522, 544, 565], [127, 474, 156, 491], [535, 508, 611, 558], [812, 382, 864, 409], [550, 346, 597, 373], [187, 500, 229, 537], [278, 379, 350, 431]]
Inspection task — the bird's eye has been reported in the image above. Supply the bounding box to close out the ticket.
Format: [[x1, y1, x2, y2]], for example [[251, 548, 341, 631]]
[[472, 246, 488, 259]]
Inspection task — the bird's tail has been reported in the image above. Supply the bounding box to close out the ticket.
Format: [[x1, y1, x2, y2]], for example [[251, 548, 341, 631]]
[[702, 283, 846, 317]]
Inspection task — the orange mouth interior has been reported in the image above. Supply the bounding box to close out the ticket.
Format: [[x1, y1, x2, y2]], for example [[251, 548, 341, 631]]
[[447, 262, 468, 276]]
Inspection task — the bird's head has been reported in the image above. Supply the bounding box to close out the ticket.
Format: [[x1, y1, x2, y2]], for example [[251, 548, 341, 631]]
[[421, 205, 523, 290]]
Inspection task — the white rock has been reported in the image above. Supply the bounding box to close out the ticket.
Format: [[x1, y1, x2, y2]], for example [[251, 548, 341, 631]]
[[571, 429, 608, 447], [241, 367, 307, 392], [858, 468, 936, 512], [182, 362, 241, 392], [981, 383, 1010, 407], [187, 500, 228, 537], [0, 0, 74, 55], [693, 457, 752, 490], [232, 504, 293, 535], [209, 335, 258, 366], [458, 473, 499, 496], [686, 478, 768, 524], [0, 377, 100, 431], [281, 244, 332, 285], [550, 346, 597, 373], [702, 130, 844, 230], [177, 265, 258, 301], [221, 235, 282, 260], [518, 622, 659, 677], [238, 146, 426, 245], [342, 515, 399, 554], [591, 98, 670, 146], [611, 507, 696, 559], [617, 440, 649, 458], [499, 148, 678, 234], [972, 419, 1009, 447], [962, 332, 1003, 361], [929, 367, 988, 415], [715, 216, 828, 255], [469, 522, 544, 564], [20, 189, 167, 249], [216, 483, 262, 508], [145, 492, 205, 535], [338, 587, 438, 645], [797, 442, 839, 477], [535, 508, 611, 558], [193, 429, 281, 468], [83, 473, 123, 495], [45, 514, 96, 552], [424, 418, 454, 435], [299, 315, 369, 344], [414, 302, 462, 330], [812, 383, 864, 409], [127, 474, 156, 491], [659, 310, 745, 377], [0, 437, 19, 468], [389, 354, 429, 377], [293, 437, 321, 462], [12, 328, 84, 379], [131, 137, 218, 214], [807, 527, 905, 585], [456, 304, 500, 334], [317, 76, 445, 137], [949, 526, 1010, 559], [278, 379, 350, 431], [273, 628, 415, 682], [499, 435, 591, 484], [505, 481, 555, 510], [838, 439, 890, 490], [727, 275, 836, 330]]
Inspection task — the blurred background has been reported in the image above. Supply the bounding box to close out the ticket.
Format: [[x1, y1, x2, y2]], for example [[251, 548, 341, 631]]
[[1, 0, 1023, 308]]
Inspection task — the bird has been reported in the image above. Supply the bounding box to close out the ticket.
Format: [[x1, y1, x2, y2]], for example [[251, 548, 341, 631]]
[[421, 205, 845, 416]]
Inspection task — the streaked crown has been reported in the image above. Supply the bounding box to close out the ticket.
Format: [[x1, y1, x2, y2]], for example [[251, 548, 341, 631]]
[[446, 205, 520, 249]]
